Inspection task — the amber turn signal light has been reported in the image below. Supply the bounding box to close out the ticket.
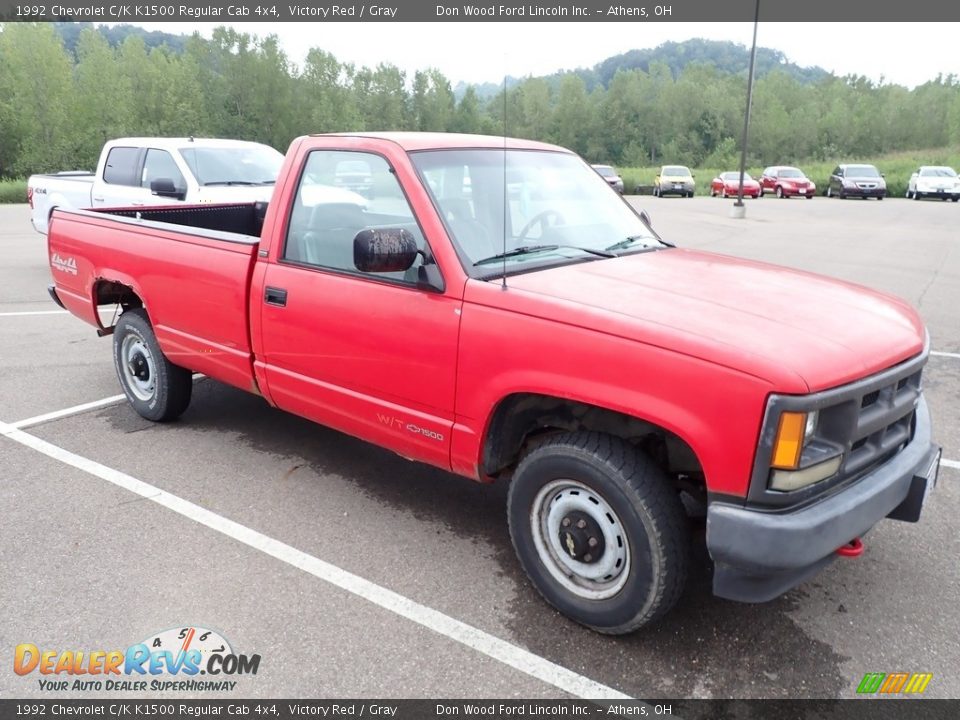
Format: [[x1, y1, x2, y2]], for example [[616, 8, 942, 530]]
[[771, 411, 806, 470]]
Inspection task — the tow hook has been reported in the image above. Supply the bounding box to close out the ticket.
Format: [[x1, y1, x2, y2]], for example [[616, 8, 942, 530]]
[[836, 538, 864, 558]]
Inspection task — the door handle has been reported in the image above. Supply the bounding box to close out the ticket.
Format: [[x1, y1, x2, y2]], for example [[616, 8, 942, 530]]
[[264, 286, 287, 307]]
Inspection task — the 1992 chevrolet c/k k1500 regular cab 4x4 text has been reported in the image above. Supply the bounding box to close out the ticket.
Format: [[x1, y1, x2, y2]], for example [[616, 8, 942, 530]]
[[47, 133, 941, 633]]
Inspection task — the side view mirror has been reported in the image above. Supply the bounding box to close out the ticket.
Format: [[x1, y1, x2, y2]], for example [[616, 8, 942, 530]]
[[881, 173, 886, 178], [354, 228, 418, 273], [640, 210, 652, 227], [150, 178, 185, 200]]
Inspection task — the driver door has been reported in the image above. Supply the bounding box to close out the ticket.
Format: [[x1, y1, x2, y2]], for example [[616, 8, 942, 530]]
[[258, 149, 461, 469]]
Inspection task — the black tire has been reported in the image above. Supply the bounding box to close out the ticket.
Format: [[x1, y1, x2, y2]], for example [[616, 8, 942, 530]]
[[507, 432, 689, 634], [826, 186, 832, 198], [775, 186, 784, 199], [112, 308, 192, 422]]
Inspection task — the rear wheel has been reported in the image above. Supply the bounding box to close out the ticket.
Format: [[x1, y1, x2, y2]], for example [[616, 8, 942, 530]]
[[113, 308, 192, 422], [507, 432, 689, 634]]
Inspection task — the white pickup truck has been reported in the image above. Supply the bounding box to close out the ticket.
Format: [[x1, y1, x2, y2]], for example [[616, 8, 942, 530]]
[[27, 137, 283, 234]]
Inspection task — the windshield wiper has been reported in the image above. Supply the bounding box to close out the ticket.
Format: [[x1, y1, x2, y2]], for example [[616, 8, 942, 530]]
[[474, 244, 615, 266], [203, 181, 260, 186], [604, 235, 663, 253]]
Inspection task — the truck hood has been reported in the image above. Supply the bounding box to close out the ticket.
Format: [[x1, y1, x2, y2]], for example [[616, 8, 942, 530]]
[[498, 249, 925, 393]]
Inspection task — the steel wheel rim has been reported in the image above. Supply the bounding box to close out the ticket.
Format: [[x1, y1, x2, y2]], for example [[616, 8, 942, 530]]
[[121, 334, 156, 402], [530, 479, 630, 600]]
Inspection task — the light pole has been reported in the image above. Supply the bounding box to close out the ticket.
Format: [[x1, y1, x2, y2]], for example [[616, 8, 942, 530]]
[[731, 0, 761, 219]]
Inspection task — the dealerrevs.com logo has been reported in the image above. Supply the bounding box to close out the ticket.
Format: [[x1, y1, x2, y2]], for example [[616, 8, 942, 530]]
[[14, 626, 260, 692]]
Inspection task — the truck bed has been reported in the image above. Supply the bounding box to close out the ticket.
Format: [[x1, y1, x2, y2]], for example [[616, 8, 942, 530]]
[[100, 201, 270, 238], [48, 204, 263, 393]]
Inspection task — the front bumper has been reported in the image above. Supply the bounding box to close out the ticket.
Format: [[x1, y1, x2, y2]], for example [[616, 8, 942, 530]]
[[916, 188, 960, 199], [658, 182, 694, 196], [843, 185, 886, 198], [707, 397, 939, 603]]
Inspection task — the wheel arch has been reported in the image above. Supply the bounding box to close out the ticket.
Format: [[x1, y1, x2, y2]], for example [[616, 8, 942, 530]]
[[480, 392, 705, 492], [92, 278, 145, 333]]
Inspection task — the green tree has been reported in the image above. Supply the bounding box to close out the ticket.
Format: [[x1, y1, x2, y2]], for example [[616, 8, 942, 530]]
[[0, 23, 74, 174]]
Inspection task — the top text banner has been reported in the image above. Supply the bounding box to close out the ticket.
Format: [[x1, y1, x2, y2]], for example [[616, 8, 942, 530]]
[[0, 0, 957, 22]]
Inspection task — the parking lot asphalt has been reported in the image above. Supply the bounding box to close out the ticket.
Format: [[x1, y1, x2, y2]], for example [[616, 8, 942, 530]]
[[0, 198, 957, 700]]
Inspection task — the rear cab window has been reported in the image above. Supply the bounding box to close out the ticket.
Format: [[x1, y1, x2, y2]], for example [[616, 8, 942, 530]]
[[102, 147, 142, 186]]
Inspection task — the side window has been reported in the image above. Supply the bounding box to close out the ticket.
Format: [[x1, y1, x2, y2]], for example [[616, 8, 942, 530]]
[[832, 167, 842, 177], [283, 150, 428, 284], [102, 147, 141, 186], [141, 149, 186, 193]]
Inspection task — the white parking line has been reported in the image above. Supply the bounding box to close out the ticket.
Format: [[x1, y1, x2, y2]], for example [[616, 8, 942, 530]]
[[0, 417, 630, 701], [11, 394, 127, 430], [942, 458, 960, 471], [931, 351, 960, 360], [0, 310, 69, 317]]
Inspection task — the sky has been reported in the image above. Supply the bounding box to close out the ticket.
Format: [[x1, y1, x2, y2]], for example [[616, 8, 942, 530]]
[[126, 22, 959, 89]]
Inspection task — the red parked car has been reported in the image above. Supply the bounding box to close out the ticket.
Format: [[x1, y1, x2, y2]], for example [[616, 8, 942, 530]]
[[47, 133, 940, 634], [710, 171, 761, 198], [760, 166, 816, 198]]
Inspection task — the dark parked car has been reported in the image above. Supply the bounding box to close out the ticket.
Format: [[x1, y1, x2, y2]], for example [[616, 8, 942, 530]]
[[759, 166, 815, 199], [591, 164, 624, 194], [826, 164, 886, 200]]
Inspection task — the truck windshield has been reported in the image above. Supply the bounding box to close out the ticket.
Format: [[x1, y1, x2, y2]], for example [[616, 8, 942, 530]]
[[411, 149, 664, 275], [179, 144, 284, 186]]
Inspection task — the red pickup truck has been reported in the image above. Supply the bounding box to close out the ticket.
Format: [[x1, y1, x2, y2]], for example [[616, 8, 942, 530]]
[[47, 133, 940, 633]]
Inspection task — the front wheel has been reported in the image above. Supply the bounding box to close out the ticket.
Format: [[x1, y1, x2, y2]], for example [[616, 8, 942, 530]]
[[775, 186, 784, 199], [113, 308, 193, 422], [826, 186, 833, 198], [507, 432, 689, 634]]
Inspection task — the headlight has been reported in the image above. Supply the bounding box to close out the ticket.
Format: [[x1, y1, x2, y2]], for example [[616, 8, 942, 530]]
[[768, 409, 841, 492]]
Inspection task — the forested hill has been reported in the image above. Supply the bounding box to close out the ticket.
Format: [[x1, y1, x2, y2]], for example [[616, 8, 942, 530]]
[[54, 24, 825, 96], [589, 39, 829, 88], [1, 23, 957, 178]]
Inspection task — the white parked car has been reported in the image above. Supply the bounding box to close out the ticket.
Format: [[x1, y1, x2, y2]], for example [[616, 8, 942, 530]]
[[28, 137, 284, 234], [906, 166, 960, 202]]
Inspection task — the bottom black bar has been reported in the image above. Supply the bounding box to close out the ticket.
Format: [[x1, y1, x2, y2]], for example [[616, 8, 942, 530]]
[[0, 699, 956, 720]]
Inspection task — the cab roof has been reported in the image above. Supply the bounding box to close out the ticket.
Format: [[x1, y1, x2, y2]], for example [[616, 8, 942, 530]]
[[309, 132, 571, 153]]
